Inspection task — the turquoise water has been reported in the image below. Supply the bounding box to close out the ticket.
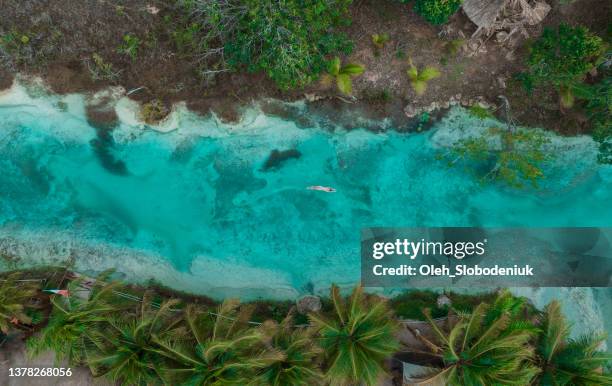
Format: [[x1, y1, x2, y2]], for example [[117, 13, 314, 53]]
[[1, 84, 611, 294]]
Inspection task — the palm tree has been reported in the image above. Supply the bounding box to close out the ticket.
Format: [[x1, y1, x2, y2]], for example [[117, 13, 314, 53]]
[[372, 33, 390, 49], [309, 285, 400, 386], [251, 310, 324, 385], [407, 292, 539, 385], [26, 277, 124, 364], [86, 294, 185, 385], [407, 59, 441, 96], [324, 57, 365, 95], [533, 300, 612, 385], [372, 33, 390, 56], [156, 299, 279, 385], [0, 272, 40, 333]]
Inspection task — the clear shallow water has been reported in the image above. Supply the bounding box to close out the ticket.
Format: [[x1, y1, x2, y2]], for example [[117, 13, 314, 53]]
[[1, 83, 611, 296]]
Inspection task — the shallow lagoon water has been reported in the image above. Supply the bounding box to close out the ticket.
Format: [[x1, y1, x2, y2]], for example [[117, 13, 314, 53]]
[[1, 82, 611, 298]]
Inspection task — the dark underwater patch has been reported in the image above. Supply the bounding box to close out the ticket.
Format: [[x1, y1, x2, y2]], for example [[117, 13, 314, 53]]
[[262, 149, 302, 170]]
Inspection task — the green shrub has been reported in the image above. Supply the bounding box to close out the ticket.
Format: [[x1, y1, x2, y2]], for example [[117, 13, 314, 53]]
[[140, 99, 170, 124], [527, 24, 604, 82], [85, 53, 121, 82], [389, 290, 497, 319], [0, 28, 62, 66], [181, 0, 354, 89], [118, 34, 141, 61], [412, 0, 463, 25], [0, 30, 31, 62], [582, 75, 611, 164], [468, 105, 494, 120], [523, 23, 604, 107]]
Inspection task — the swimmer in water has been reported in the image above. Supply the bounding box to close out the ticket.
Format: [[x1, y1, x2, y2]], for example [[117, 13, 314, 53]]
[[307, 185, 336, 193]]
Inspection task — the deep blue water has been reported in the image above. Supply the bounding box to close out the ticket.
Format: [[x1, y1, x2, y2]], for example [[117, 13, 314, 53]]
[[1, 84, 611, 293]]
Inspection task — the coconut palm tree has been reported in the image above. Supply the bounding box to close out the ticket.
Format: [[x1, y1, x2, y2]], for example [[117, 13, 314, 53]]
[[309, 285, 400, 386], [156, 299, 280, 385], [533, 300, 612, 385], [251, 310, 324, 385], [483, 289, 535, 327], [371, 33, 390, 56], [26, 277, 124, 364], [324, 57, 365, 95], [0, 272, 40, 333], [407, 59, 441, 96], [408, 292, 539, 385], [85, 294, 185, 385], [372, 33, 390, 49]]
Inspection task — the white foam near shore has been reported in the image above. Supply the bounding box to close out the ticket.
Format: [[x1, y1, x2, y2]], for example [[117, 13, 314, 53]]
[[0, 77, 92, 142], [0, 228, 298, 300]]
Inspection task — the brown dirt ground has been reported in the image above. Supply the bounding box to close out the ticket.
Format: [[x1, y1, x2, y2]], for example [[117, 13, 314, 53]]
[[0, 0, 609, 132]]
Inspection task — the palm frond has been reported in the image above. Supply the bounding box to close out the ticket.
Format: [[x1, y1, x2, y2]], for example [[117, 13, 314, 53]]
[[420, 66, 441, 81], [312, 285, 399, 386]]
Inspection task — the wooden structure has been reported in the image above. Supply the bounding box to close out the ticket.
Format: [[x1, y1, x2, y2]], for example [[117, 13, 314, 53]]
[[462, 0, 551, 39]]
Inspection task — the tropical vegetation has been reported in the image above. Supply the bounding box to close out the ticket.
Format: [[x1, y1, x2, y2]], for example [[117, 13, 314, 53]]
[[2, 269, 610, 385], [152, 300, 271, 385], [521, 23, 605, 108], [86, 296, 184, 385], [578, 65, 611, 165], [406, 290, 539, 385], [520, 23, 610, 164], [534, 300, 612, 385], [407, 60, 441, 95], [309, 285, 399, 386], [0, 272, 40, 334], [26, 274, 127, 364], [178, 0, 354, 89], [442, 124, 551, 188], [254, 311, 323, 385], [588, 76, 612, 164], [406, 0, 463, 25], [323, 57, 365, 95], [118, 33, 141, 61], [85, 53, 121, 82], [371, 33, 390, 56]]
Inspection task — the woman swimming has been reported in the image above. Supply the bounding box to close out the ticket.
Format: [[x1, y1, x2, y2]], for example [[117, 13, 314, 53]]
[[307, 185, 336, 193]]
